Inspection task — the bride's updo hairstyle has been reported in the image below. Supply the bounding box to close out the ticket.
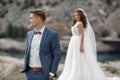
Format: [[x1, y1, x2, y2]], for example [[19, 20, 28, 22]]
[[72, 8, 87, 28]]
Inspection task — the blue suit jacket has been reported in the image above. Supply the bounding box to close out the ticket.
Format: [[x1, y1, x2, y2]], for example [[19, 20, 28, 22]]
[[21, 27, 61, 77]]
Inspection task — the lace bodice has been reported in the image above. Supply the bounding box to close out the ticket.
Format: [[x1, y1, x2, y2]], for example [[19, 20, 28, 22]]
[[71, 22, 81, 36]]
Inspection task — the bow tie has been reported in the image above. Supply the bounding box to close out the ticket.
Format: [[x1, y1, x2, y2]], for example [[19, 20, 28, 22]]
[[34, 31, 41, 34]]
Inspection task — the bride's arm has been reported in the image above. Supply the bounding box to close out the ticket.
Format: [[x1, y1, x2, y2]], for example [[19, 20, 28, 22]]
[[78, 22, 84, 53]]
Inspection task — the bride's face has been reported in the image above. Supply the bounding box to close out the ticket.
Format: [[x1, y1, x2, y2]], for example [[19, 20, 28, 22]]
[[74, 12, 81, 21]]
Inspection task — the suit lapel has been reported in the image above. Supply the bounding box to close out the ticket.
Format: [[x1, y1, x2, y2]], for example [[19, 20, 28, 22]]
[[28, 30, 34, 51], [27, 27, 49, 54], [40, 27, 49, 52]]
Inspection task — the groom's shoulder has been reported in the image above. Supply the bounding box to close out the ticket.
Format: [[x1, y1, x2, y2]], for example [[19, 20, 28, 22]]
[[27, 30, 34, 34], [47, 27, 57, 34]]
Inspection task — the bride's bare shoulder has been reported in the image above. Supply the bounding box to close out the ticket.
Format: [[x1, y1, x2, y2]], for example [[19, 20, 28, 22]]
[[77, 21, 82, 24], [77, 21, 83, 28]]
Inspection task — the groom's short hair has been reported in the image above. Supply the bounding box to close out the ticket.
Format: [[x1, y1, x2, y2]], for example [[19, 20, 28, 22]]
[[30, 9, 46, 22]]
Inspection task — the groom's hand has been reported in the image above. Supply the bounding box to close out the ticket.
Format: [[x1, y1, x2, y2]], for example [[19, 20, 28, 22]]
[[49, 72, 54, 80]]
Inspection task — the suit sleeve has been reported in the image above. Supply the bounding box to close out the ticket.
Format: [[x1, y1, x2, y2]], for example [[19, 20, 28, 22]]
[[21, 32, 28, 73], [50, 32, 61, 74]]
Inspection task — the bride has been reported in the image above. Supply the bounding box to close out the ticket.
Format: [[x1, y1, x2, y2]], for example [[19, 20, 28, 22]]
[[58, 8, 120, 80]]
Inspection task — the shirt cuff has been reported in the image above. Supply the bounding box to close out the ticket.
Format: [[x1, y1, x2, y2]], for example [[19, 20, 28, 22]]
[[49, 72, 54, 77]]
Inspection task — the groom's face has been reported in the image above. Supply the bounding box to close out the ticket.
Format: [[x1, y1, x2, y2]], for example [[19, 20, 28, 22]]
[[29, 13, 42, 28]]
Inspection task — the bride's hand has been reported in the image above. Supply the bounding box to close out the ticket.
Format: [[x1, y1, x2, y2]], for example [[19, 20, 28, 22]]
[[80, 46, 84, 53]]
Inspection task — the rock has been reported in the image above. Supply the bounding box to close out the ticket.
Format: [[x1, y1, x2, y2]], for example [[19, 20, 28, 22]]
[[97, 41, 114, 52], [0, 19, 9, 34], [104, 8, 120, 37], [0, 56, 25, 80], [0, 38, 25, 51], [0, 0, 119, 39], [60, 36, 71, 53], [101, 61, 120, 77]]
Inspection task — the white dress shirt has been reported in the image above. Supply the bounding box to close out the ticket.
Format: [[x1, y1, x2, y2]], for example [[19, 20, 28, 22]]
[[29, 26, 45, 68]]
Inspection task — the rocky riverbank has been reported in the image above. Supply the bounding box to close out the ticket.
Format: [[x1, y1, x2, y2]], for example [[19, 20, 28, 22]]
[[0, 55, 120, 80], [0, 56, 25, 80]]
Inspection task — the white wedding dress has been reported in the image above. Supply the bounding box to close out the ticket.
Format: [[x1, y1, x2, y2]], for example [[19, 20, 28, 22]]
[[58, 21, 120, 80]]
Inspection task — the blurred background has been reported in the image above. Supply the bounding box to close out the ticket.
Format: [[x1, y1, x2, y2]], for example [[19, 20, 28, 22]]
[[0, 0, 120, 80]]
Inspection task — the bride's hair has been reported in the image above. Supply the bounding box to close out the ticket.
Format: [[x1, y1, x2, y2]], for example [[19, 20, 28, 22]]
[[72, 9, 87, 28]]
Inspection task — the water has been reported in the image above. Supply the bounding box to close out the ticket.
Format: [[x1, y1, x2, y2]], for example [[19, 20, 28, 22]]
[[0, 51, 120, 63], [0, 51, 24, 58], [97, 52, 120, 62], [60, 52, 120, 63]]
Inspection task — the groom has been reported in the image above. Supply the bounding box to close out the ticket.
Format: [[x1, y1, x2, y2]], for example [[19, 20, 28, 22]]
[[21, 9, 61, 80]]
